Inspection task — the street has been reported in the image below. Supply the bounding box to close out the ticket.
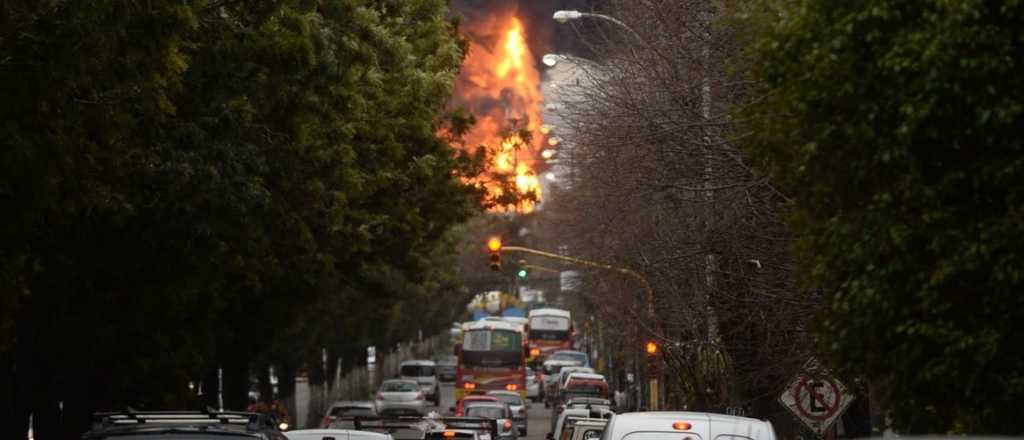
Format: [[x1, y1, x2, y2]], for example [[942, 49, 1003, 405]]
[[439, 383, 552, 440]]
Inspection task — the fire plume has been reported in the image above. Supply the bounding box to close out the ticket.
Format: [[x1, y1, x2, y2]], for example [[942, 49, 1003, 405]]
[[451, 12, 546, 213]]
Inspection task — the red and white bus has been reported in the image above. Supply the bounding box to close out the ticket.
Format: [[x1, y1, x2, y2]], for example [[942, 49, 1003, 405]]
[[454, 320, 527, 402], [525, 308, 574, 365]]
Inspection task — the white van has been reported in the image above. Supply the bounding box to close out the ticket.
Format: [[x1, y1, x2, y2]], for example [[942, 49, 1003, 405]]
[[399, 359, 440, 406], [599, 412, 777, 440]]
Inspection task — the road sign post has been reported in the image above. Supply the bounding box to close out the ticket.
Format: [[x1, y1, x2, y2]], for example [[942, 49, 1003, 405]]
[[779, 368, 853, 437]]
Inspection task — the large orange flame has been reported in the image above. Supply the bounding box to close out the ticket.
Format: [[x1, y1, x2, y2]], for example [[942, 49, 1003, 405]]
[[451, 13, 545, 213]]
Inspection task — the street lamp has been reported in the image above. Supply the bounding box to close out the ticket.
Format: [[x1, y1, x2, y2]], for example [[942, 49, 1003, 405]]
[[542, 53, 566, 67], [552, 10, 644, 43], [552, 10, 583, 23]]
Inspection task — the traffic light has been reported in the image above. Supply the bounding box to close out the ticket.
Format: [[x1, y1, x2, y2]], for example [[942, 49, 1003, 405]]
[[487, 237, 502, 271], [645, 340, 659, 356], [517, 267, 528, 279], [644, 340, 660, 373]]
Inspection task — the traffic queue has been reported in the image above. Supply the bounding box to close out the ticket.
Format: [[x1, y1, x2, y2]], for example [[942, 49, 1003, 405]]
[[80, 310, 777, 440]]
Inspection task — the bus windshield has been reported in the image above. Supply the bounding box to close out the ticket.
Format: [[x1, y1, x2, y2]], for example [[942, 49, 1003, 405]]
[[462, 329, 522, 368], [529, 316, 570, 341]]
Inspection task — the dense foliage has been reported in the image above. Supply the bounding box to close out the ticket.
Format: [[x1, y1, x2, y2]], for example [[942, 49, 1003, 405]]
[[740, 0, 1024, 433], [0, 0, 478, 437]]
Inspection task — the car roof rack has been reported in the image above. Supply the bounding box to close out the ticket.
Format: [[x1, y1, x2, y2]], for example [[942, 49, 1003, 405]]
[[92, 408, 272, 431]]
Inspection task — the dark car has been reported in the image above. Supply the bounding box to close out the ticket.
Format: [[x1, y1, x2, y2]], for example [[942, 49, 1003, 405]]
[[436, 355, 458, 382], [83, 410, 287, 440]]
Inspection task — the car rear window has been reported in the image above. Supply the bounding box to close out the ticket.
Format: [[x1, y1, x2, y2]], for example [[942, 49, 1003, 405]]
[[465, 406, 506, 419], [401, 365, 436, 376], [382, 381, 419, 392], [488, 394, 521, 406]]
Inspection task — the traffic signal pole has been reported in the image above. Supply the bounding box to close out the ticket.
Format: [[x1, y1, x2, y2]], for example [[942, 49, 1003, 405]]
[[500, 245, 656, 317]]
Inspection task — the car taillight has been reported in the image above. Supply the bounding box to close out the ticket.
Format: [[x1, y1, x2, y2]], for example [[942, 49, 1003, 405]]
[[376, 392, 384, 400], [415, 392, 425, 400], [464, 382, 476, 390], [672, 422, 692, 430], [518, 408, 526, 415], [503, 420, 513, 430], [530, 348, 540, 357], [505, 384, 518, 391], [320, 416, 333, 427]]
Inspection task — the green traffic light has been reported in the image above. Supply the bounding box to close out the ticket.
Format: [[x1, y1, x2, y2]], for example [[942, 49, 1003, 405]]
[[517, 269, 528, 278]]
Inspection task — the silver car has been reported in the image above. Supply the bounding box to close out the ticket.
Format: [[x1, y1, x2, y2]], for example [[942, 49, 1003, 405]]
[[486, 391, 529, 435], [464, 403, 518, 440], [375, 379, 426, 416]]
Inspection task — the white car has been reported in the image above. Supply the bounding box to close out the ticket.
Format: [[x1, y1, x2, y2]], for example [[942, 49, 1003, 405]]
[[550, 408, 614, 440], [400, 360, 441, 406], [568, 419, 607, 440], [600, 412, 777, 440], [558, 368, 596, 389], [286, 429, 394, 440], [375, 379, 426, 416], [526, 369, 541, 402], [464, 402, 519, 440]]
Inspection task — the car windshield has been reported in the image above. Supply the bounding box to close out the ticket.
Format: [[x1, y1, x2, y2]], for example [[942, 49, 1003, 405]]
[[550, 352, 587, 365], [466, 406, 506, 419], [381, 381, 418, 392], [401, 365, 435, 376]]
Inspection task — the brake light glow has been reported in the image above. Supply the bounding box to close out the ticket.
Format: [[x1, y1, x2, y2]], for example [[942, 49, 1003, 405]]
[[464, 382, 476, 390], [443, 431, 456, 438], [504, 421, 513, 430], [672, 422, 692, 430], [415, 392, 425, 400], [505, 384, 518, 391], [530, 348, 540, 357]]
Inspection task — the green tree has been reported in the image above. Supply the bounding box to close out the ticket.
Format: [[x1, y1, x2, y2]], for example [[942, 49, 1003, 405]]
[[740, 0, 1024, 433], [1, 0, 477, 437]]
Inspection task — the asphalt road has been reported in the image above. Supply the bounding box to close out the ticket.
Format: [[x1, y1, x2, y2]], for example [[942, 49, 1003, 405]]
[[438, 382, 553, 440]]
